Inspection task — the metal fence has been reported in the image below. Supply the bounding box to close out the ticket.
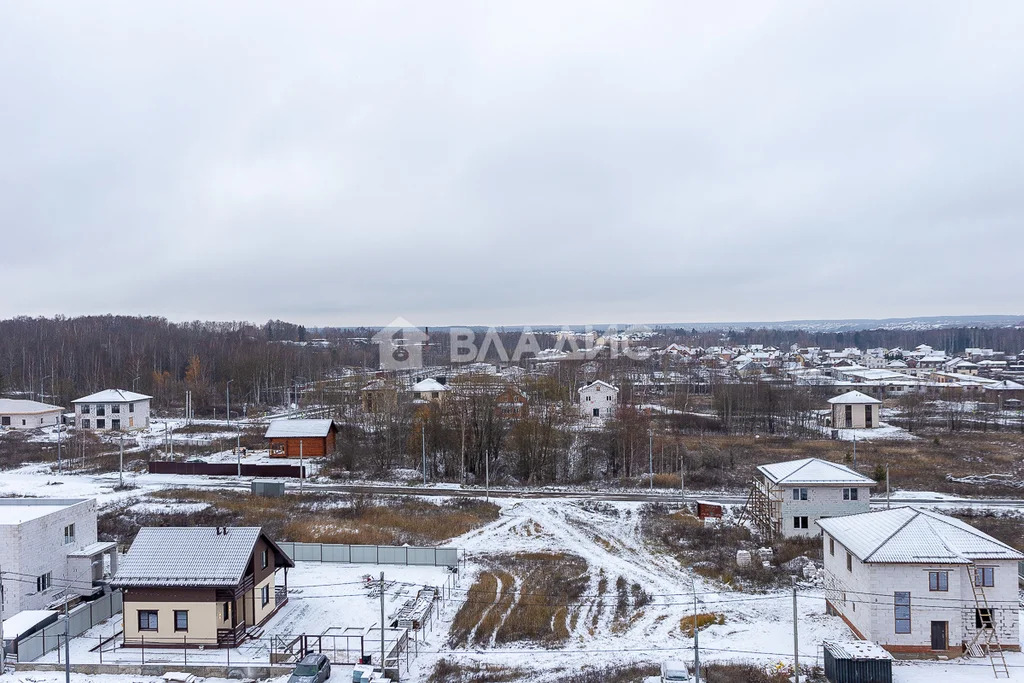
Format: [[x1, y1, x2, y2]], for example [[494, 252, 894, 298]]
[[148, 461, 306, 478], [278, 542, 460, 568], [16, 590, 123, 662]]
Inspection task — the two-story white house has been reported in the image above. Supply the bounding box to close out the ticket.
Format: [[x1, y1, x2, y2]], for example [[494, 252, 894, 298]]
[[747, 458, 874, 538], [827, 390, 883, 429], [577, 380, 619, 419], [0, 499, 117, 620], [71, 389, 151, 431], [818, 507, 1022, 659]]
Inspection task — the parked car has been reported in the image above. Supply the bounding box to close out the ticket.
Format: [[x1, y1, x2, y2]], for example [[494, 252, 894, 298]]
[[289, 653, 331, 683], [661, 660, 691, 681]]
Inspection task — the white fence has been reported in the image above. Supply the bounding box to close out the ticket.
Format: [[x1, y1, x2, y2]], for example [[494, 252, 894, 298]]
[[277, 542, 460, 568], [16, 590, 123, 662]]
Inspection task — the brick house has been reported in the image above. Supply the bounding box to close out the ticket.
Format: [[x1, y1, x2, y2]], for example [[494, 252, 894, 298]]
[[577, 380, 618, 419], [818, 507, 1022, 660]]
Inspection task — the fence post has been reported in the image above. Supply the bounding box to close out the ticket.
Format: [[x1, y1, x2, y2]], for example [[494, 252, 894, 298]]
[[57, 634, 61, 664], [99, 636, 103, 664], [183, 636, 187, 665], [376, 546, 379, 565], [141, 635, 145, 665]]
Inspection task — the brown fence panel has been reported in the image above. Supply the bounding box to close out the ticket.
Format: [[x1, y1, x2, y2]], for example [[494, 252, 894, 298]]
[[148, 462, 306, 478]]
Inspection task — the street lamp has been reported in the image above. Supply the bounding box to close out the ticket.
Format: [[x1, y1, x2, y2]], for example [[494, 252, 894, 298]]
[[226, 379, 234, 426]]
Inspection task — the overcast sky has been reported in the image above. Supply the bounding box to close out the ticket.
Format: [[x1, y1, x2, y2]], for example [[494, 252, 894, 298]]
[[2, 2, 1022, 328]]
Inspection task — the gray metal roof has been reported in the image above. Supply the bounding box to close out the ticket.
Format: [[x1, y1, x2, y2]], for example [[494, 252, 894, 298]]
[[112, 527, 291, 588], [757, 458, 875, 486], [264, 419, 335, 438], [817, 507, 1024, 564]]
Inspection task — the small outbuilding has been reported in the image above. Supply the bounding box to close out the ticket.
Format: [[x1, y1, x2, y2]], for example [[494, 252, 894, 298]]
[[265, 419, 337, 458], [828, 390, 883, 429], [0, 398, 64, 430], [823, 640, 893, 683]]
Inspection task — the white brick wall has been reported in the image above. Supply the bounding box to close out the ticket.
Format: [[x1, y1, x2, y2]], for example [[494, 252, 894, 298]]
[[578, 384, 618, 419], [74, 399, 150, 431], [778, 485, 870, 538]]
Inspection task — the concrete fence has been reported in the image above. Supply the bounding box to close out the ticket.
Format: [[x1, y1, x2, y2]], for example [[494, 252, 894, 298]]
[[277, 542, 460, 568], [16, 590, 123, 662]]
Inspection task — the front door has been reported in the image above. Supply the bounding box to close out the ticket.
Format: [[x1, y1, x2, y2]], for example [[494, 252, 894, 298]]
[[593, 408, 600, 417], [931, 621, 947, 651]]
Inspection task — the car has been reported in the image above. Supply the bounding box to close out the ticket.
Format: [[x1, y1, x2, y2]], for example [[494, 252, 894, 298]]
[[289, 653, 331, 683], [661, 660, 691, 681]]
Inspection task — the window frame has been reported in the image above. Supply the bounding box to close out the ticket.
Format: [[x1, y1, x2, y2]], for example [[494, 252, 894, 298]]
[[64, 523, 76, 545], [792, 488, 808, 501], [174, 610, 189, 632], [261, 584, 270, 607], [37, 572, 52, 592], [846, 552, 853, 572], [138, 610, 159, 631], [843, 487, 859, 501], [929, 571, 948, 592], [829, 538, 835, 556], [793, 516, 809, 529], [975, 567, 995, 587], [261, 548, 269, 569], [894, 592, 911, 634]]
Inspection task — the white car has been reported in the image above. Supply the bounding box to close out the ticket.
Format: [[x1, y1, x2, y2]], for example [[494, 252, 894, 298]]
[[661, 660, 691, 681]]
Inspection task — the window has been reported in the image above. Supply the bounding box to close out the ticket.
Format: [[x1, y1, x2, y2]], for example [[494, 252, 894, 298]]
[[975, 567, 995, 587], [894, 592, 911, 634], [606, 395, 612, 401], [261, 584, 270, 606], [174, 610, 188, 631], [792, 488, 808, 501], [96, 405, 105, 416], [432, 392, 439, 399], [929, 571, 948, 592], [976, 608, 994, 629], [81, 405, 90, 415], [96, 419, 105, 429], [64, 524, 75, 544], [223, 602, 230, 622], [36, 572, 52, 592], [843, 488, 859, 501], [593, 408, 600, 417], [129, 402, 135, 413], [586, 395, 592, 401], [1, 417, 9, 426], [793, 516, 809, 529], [129, 417, 134, 428], [829, 538, 835, 556], [112, 404, 120, 414], [82, 419, 91, 429], [261, 548, 269, 569], [111, 419, 121, 431], [138, 610, 158, 631], [845, 405, 853, 424], [847, 552, 853, 572], [865, 405, 873, 428]]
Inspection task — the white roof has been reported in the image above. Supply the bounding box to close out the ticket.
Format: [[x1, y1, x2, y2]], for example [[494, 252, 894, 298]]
[[827, 390, 882, 405], [989, 380, 1024, 391], [411, 378, 448, 393], [2, 610, 57, 640], [0, 398, 64, 414], [67, 540, 118, 558], [758, 458, 875, 486], [817, 507, 1024, 564], [823, 640, 893, 661], [578, 380, 618, 393], [72, 389, 152, 403], [264, 419, 335, 438], [113, 527, 292, 588], [0, 498, 89, 525]]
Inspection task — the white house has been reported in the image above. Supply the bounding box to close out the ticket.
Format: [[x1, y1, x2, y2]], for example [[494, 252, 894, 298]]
[[0, 399, 64, 430], [71, 389, 152, 431], [0, 499, 117, 620], [410, 378, 449, 404], [818, 507, 1023, 659], [828, 390, 883, 429], [747, 458, 874, 538], [577, 380, 619, 419]]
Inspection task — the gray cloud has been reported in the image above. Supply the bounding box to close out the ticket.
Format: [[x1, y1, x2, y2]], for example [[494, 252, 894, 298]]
[[2, 1, 1022, 327]]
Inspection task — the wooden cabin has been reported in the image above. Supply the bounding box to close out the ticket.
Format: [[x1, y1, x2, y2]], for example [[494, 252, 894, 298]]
[[265, 419, 337, 458]]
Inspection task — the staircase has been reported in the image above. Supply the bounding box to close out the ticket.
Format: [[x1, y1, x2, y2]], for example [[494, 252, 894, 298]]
[[966, 566, 1010, 678]]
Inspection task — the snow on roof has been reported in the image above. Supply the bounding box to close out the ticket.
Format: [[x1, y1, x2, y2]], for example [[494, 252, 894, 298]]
[[411, 378, 448, 393], [817, 507, 1024, 564], [264, 419, 336, 438], [67, 540, 118, 558], [824, 640, 893, 661], [578, 380, 618, 393], [0, 498, 89, 525], [989, 380, 1024, 391], [113, 527, 293, 588], [758, 458, 875, 486], [0, 398, 64, 414], [827, 390, 883, 405], [72, 389, 152, 403], [2, 610, 57, 640]]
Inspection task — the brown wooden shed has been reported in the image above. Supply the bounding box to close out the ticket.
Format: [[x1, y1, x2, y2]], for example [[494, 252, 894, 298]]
[[264, 419, 337, 458]]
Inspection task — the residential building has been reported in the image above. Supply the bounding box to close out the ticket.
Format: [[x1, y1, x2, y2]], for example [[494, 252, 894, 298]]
[[0, 399, 64, 430], [0, 498, 117, 618], [818, 507, 1023, 659], [265, 419, 337, 457], [360, 378, 399, 413], [495, 386, 529, 419], [746, 458, 874, 539], [828, 390, 883, 429], [71, 390, 151, 431], [410, 378, 449, 404], [112, 526, 294, 648], [577, 380, 619, 419]]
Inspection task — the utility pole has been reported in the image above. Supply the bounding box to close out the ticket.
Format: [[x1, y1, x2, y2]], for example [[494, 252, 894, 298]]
[[299, 441, 304, 494], [648, 429, 653, 492], [792, 577, 800, 683], [119, 433, 124, 488], [227, 379, 233, 426], [379, 571, 386, 671], [63, 592, 70, 683], [853, 434, 857, 469], [421, 422, 427, 485], [886, 464, 891, 510], [485, 449, 490, 503], [236, 429, 242, 478], [1, 564, 5, 670], [692, 582, 700, 683], [56, 423, 62, 474]]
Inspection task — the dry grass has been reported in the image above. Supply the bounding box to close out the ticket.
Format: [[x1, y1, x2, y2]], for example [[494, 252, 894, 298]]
[[427, 659, 524, 683], [474, 570, 515, 646], [680, 612, 725, 637], [448, 572, 498, 648], [100, 489, 499, 546]]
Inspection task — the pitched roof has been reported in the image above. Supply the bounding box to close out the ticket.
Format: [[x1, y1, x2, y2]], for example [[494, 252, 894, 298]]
[[72, 389, 152, 403], [817, 507, 1024, 564], [578, 380, 618, 393], [0, 398, 64, 414], [112, 527, 293, 588], [757, 458, 875, 486], [411, 378, 448, 393], [988, 380, 1024, 391], [264, 418, 336, 438], [827, 390, 882, 405]]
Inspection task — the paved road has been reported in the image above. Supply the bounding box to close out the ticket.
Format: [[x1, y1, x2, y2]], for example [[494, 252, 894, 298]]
[[166, 477, 1024, 508]]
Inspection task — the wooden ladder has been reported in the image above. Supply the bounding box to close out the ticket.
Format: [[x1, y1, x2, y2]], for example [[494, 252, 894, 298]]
[[968, 569, 1010, 678]]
